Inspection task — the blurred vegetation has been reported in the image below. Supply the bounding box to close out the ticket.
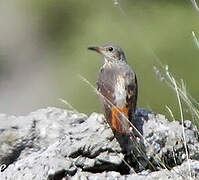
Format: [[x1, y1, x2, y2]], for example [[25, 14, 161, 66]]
[[2, 0, 199, 119]]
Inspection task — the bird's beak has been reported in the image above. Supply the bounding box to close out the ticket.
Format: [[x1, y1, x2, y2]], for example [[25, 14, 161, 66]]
[[88, 46, 102, 54]]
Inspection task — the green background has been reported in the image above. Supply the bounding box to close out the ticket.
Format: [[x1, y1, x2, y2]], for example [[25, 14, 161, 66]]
[[0, 0, 199, 120]]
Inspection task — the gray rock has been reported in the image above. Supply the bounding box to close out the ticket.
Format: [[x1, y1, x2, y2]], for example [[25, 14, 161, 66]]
[[0, 107, 198, 180], [71, 160, 199, 180], [0, 107, 87, 168]]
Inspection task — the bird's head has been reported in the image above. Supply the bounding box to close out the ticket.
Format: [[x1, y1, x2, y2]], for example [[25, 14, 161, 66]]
[[88, 43, 127, 63]]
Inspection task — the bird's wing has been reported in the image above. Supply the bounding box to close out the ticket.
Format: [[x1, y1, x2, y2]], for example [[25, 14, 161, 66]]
[[97, 66, 137, 134], [124, 68, 138, 123], [97, 67, 116, 124]]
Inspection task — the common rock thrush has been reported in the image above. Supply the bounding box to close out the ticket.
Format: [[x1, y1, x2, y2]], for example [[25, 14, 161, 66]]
[[88, 43, 138, 135]]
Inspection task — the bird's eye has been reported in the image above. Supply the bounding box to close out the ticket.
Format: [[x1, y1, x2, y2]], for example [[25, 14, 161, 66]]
[[108, 47, 113, 52]]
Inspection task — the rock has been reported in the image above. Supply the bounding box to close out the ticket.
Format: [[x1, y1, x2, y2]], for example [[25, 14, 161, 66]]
[[0, 107, 87, 167], [71, 160, 199, 180], [0, 107, 198, 179]]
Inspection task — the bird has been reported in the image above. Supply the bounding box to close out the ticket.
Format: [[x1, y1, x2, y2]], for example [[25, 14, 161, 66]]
[[88, 43, 138, 135]]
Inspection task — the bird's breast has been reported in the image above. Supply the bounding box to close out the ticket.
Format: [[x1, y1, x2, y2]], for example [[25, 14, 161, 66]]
[[114, 75, 126, 107], [98, 64, 131, 134], [98, 65, 127, 107]]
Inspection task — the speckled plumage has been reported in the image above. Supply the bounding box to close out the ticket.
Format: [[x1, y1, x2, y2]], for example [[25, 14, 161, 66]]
[[88, 43, 138, 134]]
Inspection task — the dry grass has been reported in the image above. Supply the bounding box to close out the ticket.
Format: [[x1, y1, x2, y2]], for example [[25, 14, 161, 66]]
[[59, 1, 199, 177], [153, 63, 199, 179], [191, 0, 199, 13], [154, 64, 199, 128], [59, 59, 195, 178], [78, 74, 190, 178]]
